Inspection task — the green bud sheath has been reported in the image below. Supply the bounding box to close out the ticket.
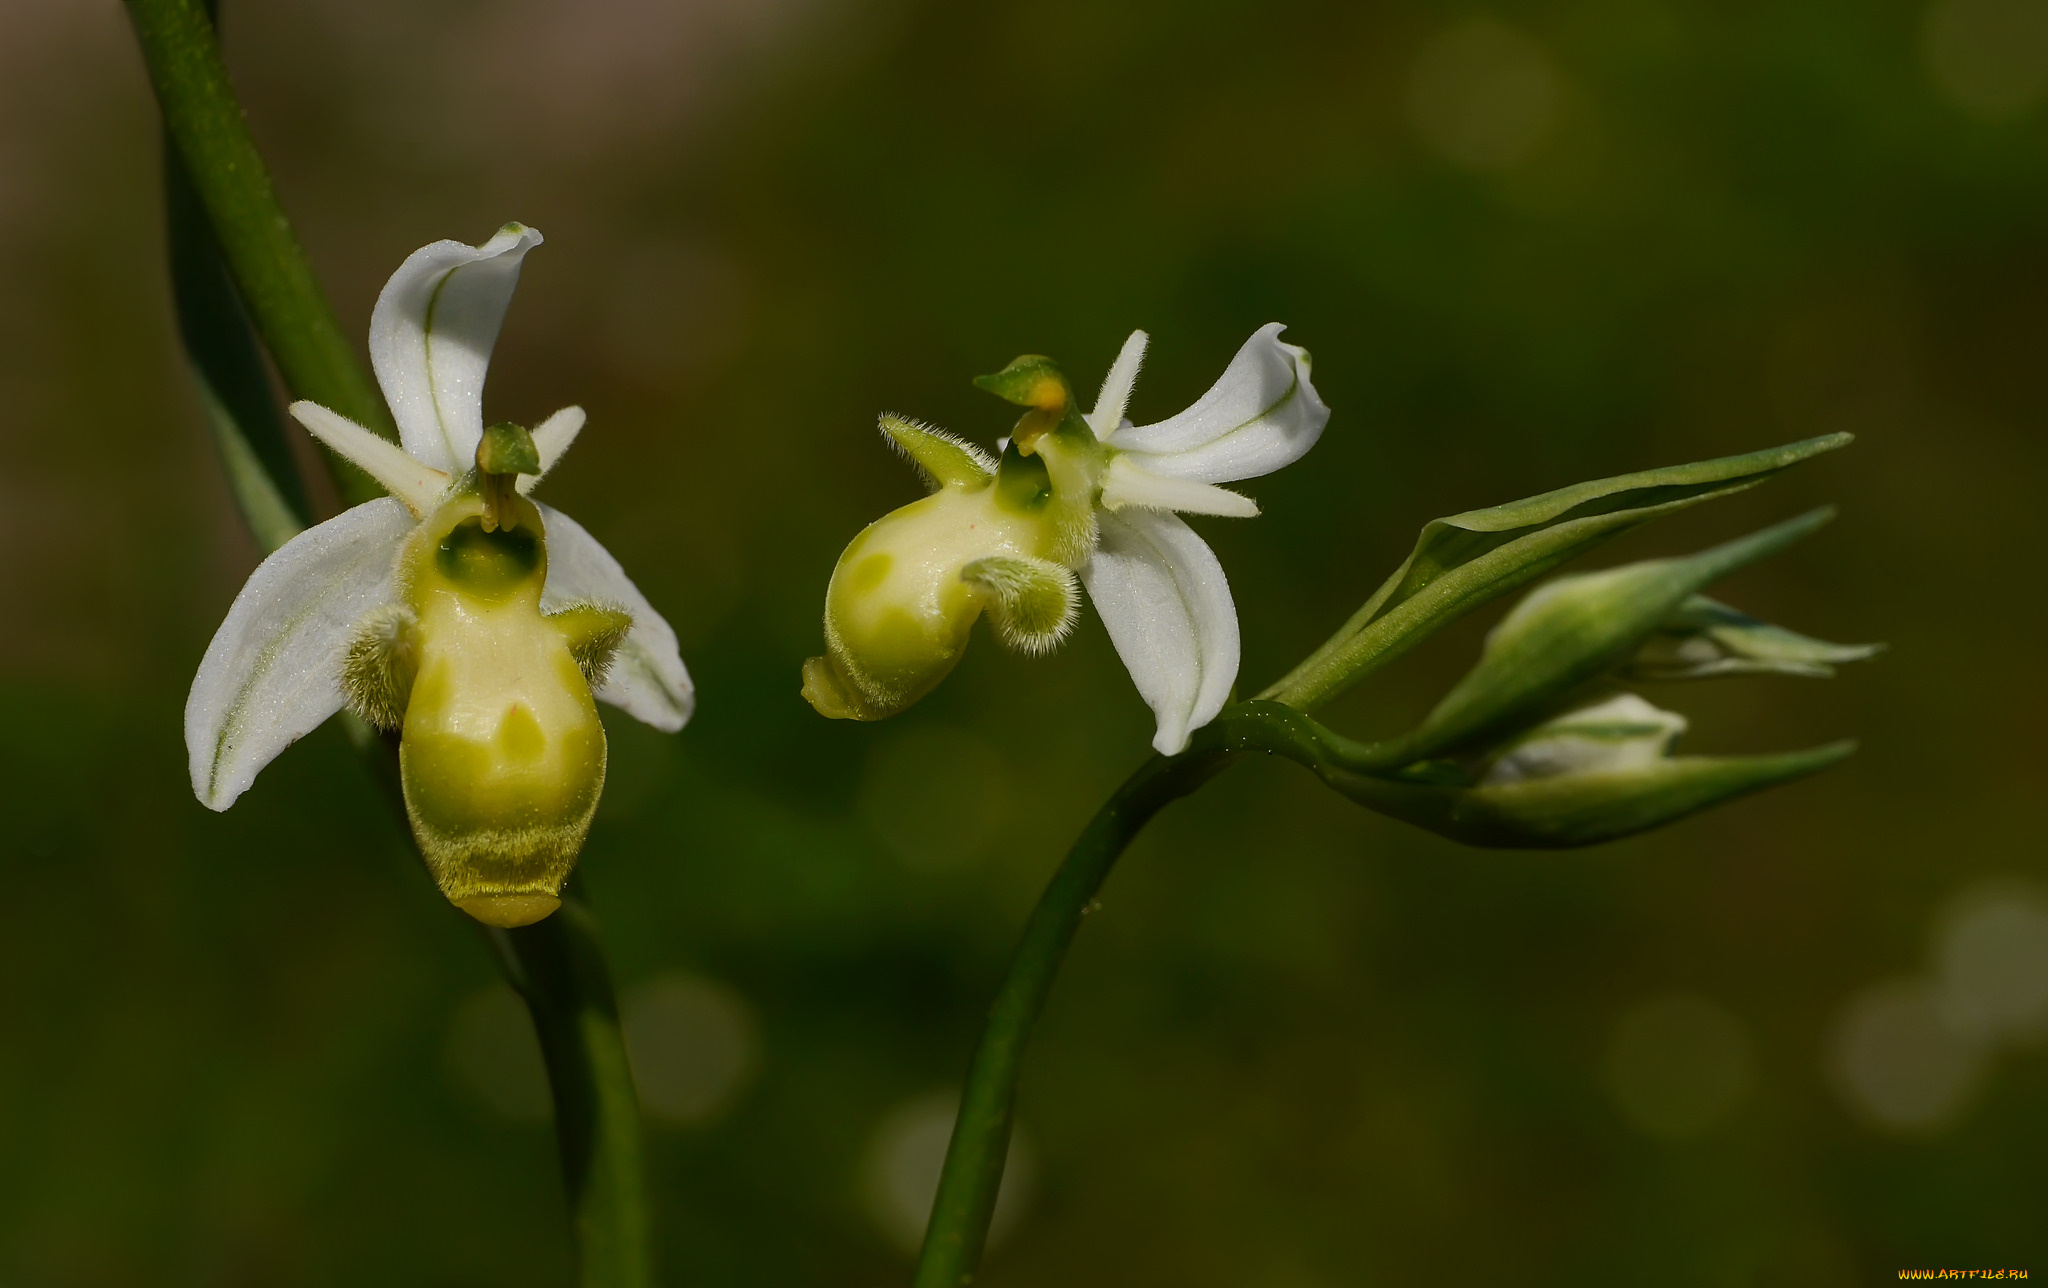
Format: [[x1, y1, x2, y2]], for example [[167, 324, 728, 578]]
[[1321, 741, 1856, 849]]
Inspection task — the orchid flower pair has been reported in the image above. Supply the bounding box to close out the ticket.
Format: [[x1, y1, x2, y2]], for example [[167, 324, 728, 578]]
[[801, 324, 1330, 753], [187, 224, 1328, 924], [185, 225, 692, 928]]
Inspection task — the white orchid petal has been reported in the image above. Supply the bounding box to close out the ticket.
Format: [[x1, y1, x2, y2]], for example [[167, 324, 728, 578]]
[[1085, 329, 1149, 440], [186, 498, 415, 810], [1105, 322, 1329, 483], [518, 405, 586, 495], [289, 401, 450, 515], [1101, 455, 1259, 518], [1079, 509, 1240, 756], [536, 503, 694, 731], [369, 224, 544, 473]]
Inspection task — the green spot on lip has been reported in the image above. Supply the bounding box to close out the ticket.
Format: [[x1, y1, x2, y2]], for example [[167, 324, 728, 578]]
[[435, 516, 542, 599]]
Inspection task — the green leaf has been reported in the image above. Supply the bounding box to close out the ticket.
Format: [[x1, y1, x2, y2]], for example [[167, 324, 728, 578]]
[[1621, 595, 1884, 681], [165, 135, 306, 552], [1261, 433, 1853, 711], [129, 0, 393, 506]]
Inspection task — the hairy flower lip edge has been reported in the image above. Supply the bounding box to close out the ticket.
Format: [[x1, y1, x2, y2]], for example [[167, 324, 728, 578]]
[[185, 225, 692, 849]]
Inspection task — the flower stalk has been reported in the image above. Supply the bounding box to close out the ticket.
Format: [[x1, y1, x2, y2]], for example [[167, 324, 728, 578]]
[[137, 3, 653, 1280], [489, 892, 651, 1288], [127, 0, 390, 504], [912, 742, 1234, 1287]]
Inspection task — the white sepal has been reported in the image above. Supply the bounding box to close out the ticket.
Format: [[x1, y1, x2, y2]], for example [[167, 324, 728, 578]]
[[289, 401, 451, 515], [536, 503, 695, 732], [1085, 329, 1149, 440], [1079, 508, 1240, 756], [369, 223, 544, 474], [185, 498, 415, 810], [1100, 454, 1259, 518], [1106, 322, 1328, 483], [1479, 693, 1688, 786], [519, 405, 586, 494]]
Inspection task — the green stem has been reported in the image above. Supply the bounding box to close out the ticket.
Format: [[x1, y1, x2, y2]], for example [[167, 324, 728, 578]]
[[138, 3, 652, 1277], [912, 703, 1390, 1286], [915, 677, 1859, 1282], [126, 0, 390, 505], [911, 724, 1268, 1286], [489, 890, 652, 1288]]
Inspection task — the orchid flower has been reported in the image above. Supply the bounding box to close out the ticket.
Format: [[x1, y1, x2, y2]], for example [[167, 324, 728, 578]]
[[802, 324, 1328, 754], [185, 225, 693, 928]]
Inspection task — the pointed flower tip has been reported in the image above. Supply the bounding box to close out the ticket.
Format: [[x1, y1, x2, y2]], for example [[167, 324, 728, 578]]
[[878, 413, 996, 489], [370, 224, 548, 474], [1101, 322, 1328, 484], [487, 222, 544, 253], [477, 421, 541, 476], [974, 355, 1070, 411], [1623, 595, 1884, 681]]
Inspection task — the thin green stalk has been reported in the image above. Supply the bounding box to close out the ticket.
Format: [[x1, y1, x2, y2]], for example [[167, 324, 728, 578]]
[[913, 683, 1854, 1281], [141, 4, 652, 1279], [910, 704, 1396, 1287], [489, 890, 652, 1288], [911, 736, 1244, 1286], [127, 0, 389, 506]]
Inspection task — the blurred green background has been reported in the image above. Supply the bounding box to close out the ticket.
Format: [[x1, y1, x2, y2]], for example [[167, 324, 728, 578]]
[[2, 0, 2045, 1282]]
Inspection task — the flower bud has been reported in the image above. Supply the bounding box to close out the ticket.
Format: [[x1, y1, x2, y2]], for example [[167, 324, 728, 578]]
[[1393, 508, 1837, 764], [1620, 595, 1882, 680], [1320, 693, 1855, 848]]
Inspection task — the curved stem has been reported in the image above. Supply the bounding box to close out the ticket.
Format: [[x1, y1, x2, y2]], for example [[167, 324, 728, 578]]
[[126, 0, 391, 505], [913, 679, 1858, 1283], [490, 889, 651, 1288], [911, 703, 1380, 1286], [911, 739, 1243, 1286]]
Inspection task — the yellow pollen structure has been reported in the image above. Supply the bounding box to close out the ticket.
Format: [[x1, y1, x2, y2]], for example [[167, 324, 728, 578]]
[[1027, 374, 1067, 413]]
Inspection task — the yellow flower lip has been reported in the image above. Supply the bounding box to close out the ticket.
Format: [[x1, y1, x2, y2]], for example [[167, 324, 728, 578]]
[[805, 485, 1056, 721]]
